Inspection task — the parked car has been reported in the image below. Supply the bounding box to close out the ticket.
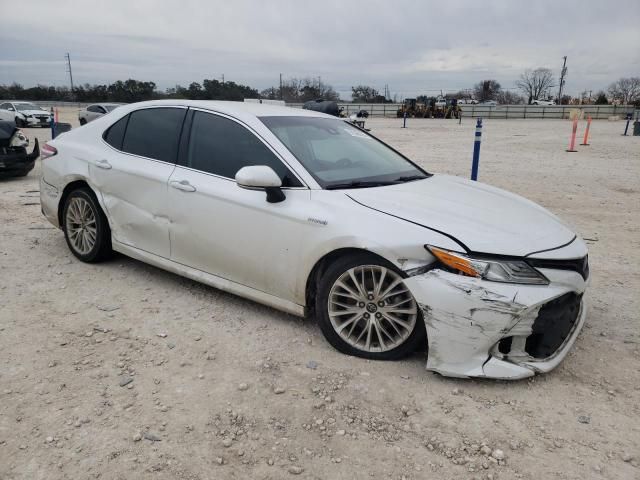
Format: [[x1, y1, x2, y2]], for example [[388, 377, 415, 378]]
[[39, 100, 589, 379], [0, 101, 52, 127], [531, 99, 555, 106], [78, 103, 123, 125], [0, 120, 39, 177], [478, 100, 498, 106]]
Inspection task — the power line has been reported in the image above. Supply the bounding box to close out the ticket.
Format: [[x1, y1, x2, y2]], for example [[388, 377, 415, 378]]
[[65, 52, 75, 99], [557, 56, 568, 102]]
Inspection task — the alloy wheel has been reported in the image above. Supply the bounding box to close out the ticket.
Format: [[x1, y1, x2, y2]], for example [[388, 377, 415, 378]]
[[327, 265, 418, 353], [65, 196, 97, 255]]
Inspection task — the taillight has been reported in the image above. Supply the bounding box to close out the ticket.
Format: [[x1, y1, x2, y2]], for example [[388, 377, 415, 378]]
[[41, 142, 58, 160]]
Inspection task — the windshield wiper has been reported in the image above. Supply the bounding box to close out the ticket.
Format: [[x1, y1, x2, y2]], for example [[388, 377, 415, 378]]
[[325, 180, 399, 190], [394, 174, 428, 182]]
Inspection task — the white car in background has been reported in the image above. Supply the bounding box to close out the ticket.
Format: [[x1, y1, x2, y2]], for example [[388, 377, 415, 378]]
[[0, 101, 53, 127], [78, 103, 123, 125], [39, 100, 589, 379], [531, 99, 556, 106]]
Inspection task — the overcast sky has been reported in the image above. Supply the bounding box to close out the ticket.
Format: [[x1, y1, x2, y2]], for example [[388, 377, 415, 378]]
[[1, 0, 638, 99]]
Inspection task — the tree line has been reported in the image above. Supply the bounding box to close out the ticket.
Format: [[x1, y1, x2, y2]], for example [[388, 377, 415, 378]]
[[1, 73, 638, 106], [0, 78, 261, 103], [463, 70, 639, 106]]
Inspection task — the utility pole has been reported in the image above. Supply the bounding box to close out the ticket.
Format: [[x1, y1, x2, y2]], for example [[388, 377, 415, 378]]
[[557, 56, 567, 104], [65, 52, 75, 100], [279, 73, 283, 100], [221, 74, 225, 85]]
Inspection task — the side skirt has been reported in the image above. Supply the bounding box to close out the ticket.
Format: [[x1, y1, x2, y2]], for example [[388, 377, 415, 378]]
[[113, 240, 306, 317]]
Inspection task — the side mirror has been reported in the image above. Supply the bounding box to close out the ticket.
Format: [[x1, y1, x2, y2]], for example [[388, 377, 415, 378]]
[[235, 165, 286, 203], [8, 107, 15, 111]]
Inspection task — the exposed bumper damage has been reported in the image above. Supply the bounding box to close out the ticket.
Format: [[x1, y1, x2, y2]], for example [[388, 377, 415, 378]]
[[405, 267, 587, 379], [0, 121, 39, 178]]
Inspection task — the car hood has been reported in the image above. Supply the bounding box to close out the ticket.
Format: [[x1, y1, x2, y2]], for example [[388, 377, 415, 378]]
[[346, 174, 576, 257], [19, 109, 50, 116]]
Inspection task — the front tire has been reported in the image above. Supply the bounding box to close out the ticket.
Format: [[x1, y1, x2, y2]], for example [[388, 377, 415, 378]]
[[62, 188, 112, 262], [315, 253, 425, 360], [15, 117, 25, 128]]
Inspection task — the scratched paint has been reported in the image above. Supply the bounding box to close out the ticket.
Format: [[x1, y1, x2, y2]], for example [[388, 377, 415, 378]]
[[406, 268, 585, 379]]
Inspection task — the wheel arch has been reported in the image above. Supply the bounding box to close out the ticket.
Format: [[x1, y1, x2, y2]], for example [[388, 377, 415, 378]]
[[304, 247, 397, 317], [57, 179, 102, 227]]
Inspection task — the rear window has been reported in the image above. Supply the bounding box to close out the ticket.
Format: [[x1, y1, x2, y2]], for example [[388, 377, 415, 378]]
[[121, 108, 186, 163], [103, 115, 129, 150]]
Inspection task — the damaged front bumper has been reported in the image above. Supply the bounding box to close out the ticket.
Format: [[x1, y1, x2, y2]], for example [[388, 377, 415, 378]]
[[405, 266, 588, 380], [0, 138, 39, 177]]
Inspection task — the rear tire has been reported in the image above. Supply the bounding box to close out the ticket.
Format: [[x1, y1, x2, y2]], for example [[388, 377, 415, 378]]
[[315, 252, 426, 360], [62, 188, 112, 262], [79, 118, 87, 126]]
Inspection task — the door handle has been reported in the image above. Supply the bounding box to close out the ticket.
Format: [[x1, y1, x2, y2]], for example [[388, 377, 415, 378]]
[[95, 159, 112, 170], [170, 180, 196, 192]]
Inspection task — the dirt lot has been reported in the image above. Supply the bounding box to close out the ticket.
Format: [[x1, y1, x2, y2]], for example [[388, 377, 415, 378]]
[[1, 109, 639, 480]]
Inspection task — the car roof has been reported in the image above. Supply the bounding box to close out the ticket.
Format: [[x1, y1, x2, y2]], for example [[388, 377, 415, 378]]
[[115, 99, 333, 121]]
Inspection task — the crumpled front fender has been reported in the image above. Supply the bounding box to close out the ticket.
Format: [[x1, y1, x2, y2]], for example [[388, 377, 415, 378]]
[[405, 268, 586, 379]]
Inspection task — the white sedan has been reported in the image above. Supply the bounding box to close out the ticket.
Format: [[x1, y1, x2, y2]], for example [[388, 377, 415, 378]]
[[78, 103, 123, 125], [531, 99, 556, 106], [0, 101, 53, 127], [39, 100, 589, 379]]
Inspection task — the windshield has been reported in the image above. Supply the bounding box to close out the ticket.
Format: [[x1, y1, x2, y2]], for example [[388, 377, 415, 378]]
[[16, 103, 41, 111], [260, 116, 429, 189]]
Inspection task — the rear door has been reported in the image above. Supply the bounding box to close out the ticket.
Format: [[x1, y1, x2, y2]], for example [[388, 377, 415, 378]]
[[92, 106, 187, 258], [167, 109, 310, 300]]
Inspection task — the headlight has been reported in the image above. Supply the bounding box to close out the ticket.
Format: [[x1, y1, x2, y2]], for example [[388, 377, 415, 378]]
[[9, 129, 29, 148], [426, 246, 549, 285], [26, 114, 33, 118]]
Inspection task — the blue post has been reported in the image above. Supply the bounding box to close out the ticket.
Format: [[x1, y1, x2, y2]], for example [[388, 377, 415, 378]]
[[622, 114, 631, 136], [50, 107, 55, 139], [402, 111, 407, 128], [471, 117, 483, 181]]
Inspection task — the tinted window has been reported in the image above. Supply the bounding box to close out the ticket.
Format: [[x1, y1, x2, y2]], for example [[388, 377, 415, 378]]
[[186, 111, 301, 187], [122, 108, 186, 163], [0, 103, 10, 110], [87, 105, 99, 113], [103, 115, 129, 150]]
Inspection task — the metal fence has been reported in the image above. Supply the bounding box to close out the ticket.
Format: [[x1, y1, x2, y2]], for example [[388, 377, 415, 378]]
[[26, 100, 637, 120], [458, 104, 635, 119], [287, 103, 636, 119]]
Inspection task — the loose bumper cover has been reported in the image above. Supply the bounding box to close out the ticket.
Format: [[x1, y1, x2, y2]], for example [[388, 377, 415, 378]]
[[405, 265, 587, 379]]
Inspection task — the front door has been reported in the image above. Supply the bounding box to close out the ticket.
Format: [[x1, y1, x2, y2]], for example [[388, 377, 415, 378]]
[[167, 109, 310, 302]]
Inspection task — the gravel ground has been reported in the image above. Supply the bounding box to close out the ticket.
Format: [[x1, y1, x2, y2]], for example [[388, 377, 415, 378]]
[[1, 109, 639, 480]]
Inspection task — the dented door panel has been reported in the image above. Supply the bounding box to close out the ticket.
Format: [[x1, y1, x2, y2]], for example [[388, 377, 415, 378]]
[[91, 155, 175, 258]]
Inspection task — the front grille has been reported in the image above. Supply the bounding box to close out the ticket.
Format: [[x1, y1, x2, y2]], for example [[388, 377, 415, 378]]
[[525, 293, 582, 359], [527, 255, 589, 280]]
